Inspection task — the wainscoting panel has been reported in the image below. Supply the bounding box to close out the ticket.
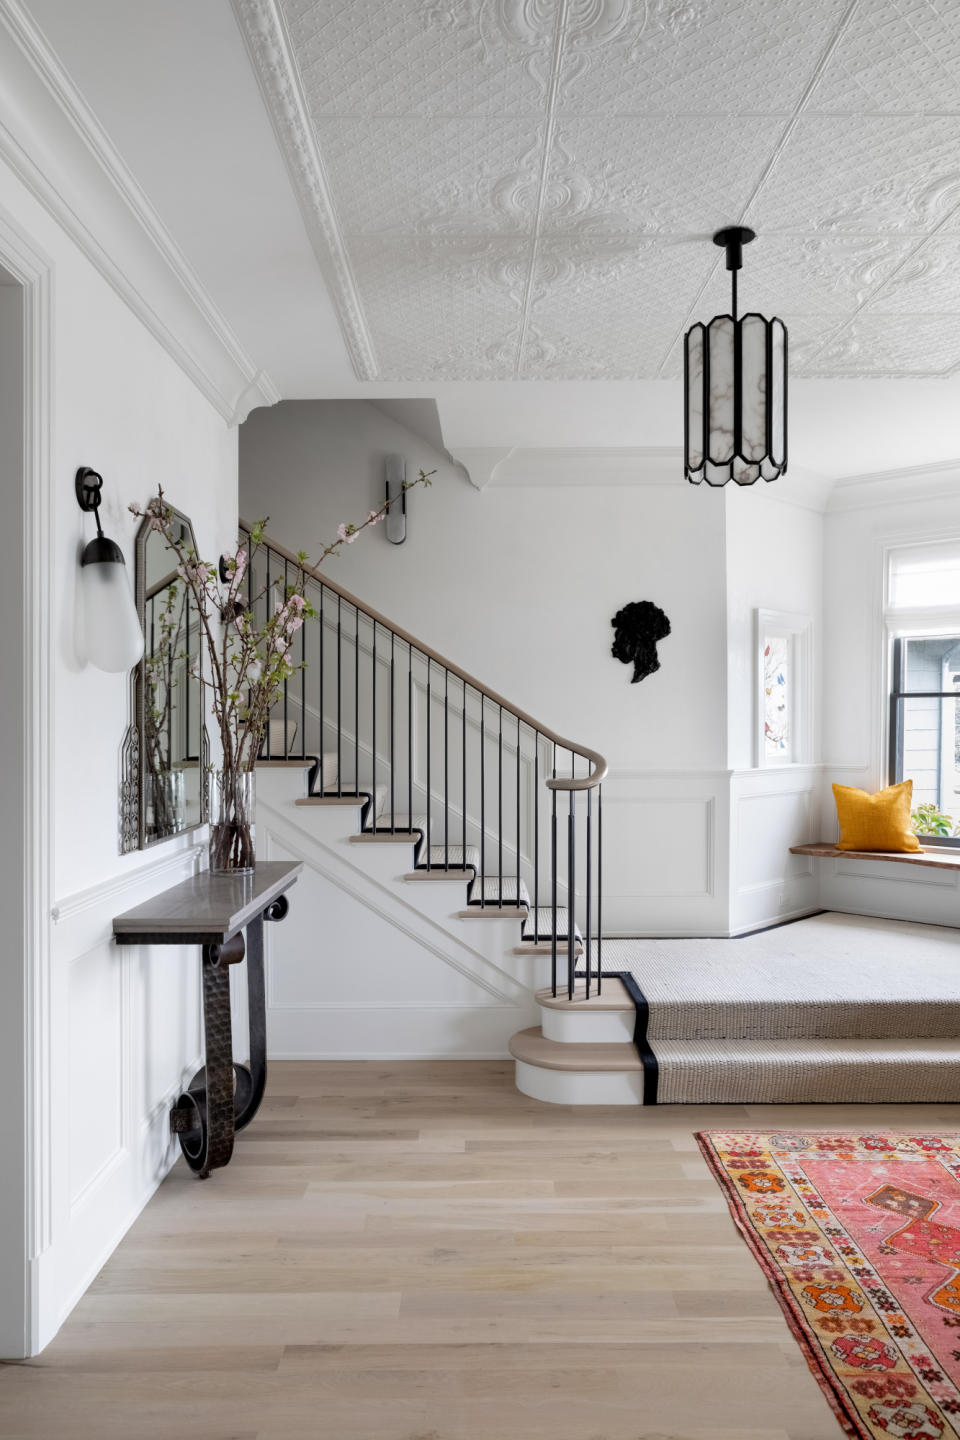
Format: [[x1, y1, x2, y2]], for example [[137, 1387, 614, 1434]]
[[729, 767, 821, 934]]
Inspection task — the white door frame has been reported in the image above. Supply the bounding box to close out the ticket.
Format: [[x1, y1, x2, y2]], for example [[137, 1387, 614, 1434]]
[[0, 206, 53, 1358]]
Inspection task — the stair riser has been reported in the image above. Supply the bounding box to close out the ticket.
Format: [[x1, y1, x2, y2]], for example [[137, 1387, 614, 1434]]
[[647, 1003, 960, 1043], [540, 1008, 634, 1044], [514, 1060, 645, 1105], [658, 1063, 960, 1105]]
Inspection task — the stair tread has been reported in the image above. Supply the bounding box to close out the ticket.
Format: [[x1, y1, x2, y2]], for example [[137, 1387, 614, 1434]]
[[521, 907, 582, 942], [424, 845, 480, 869], [536, 978, 632, 1012], [509, 1027, 642, 1073], [467, 877, 530, 906]]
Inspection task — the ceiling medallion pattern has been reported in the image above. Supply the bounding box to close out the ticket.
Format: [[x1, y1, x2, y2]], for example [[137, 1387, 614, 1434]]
[[233, 0, 960, 381]]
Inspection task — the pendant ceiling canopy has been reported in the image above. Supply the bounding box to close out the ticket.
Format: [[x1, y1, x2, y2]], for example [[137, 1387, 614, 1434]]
[[685, 228, 788, 487]]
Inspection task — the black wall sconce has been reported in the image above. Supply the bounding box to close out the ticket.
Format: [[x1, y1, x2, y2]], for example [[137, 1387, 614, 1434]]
[[385, 454, 406, 545], [76, 466, 145, 672]]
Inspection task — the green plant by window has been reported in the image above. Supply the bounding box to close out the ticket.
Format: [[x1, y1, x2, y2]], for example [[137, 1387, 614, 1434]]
[[911, 802, 960, 837]]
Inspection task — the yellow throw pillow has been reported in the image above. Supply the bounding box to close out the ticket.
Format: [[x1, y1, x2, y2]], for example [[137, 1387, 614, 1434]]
[[832, 780, 921, 853]]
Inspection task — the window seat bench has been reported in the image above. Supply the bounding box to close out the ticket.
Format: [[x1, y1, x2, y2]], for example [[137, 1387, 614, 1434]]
[[790, 843, 960, 873]]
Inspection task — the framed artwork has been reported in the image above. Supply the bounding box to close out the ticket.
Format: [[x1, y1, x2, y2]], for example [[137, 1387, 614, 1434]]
[[755, 609, 812, 767]]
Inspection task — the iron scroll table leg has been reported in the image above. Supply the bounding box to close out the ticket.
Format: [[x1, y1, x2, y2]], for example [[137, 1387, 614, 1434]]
[[170, 892, 291, 1177]]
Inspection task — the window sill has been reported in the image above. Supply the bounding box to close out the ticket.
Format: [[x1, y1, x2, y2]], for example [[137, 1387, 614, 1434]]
[[790, 843, 960, 873]]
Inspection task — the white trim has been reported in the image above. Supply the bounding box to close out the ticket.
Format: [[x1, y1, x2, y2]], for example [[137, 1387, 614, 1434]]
[[231, 0, 378, 381], [828, 459, 960, 514], [51, 843, 204, 925], [0, 1, 279, 424]]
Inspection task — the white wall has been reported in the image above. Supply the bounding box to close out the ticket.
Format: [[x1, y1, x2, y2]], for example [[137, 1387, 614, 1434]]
[[241, 401, 734, 943], [0, 76, 239, 1353], [724, 486, 824, 933]]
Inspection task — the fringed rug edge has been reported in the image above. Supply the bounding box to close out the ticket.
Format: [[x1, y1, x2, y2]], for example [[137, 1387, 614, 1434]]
[[695, 1130, 868, 1440]]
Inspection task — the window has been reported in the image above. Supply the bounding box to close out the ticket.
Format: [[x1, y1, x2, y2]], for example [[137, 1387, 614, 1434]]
[[755, 609, 812, 766], [886, 541, 960, 845]]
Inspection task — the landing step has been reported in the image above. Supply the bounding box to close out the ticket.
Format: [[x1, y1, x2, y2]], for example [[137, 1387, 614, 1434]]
[[511, 1030, 960, 1107], [509, 1027, 640, 1073], [536, 978, 632, 1012]]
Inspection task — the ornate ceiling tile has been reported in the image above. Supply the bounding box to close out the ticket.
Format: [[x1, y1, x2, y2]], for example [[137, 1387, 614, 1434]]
[[800, 313, 960, 376], [751, 116, 960, 234], [869, 237, 960, 313], [347, 235, 529, 378], [807, 0, 960, 114], [283, 0, 551, 114], [313, 117, 544, 235], [556, 0, 850, 115], [544, 115, 777, 235]]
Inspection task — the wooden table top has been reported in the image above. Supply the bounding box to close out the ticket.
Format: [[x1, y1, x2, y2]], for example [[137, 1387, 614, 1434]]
[[113, 861, 303, 945]]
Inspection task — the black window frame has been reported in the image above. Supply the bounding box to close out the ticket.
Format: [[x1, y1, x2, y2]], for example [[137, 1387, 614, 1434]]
[[889, 635, 960, 849]]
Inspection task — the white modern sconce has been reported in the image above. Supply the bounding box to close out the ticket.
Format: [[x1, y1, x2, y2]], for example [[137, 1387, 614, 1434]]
[[385, 454, 406, 545], [75, 466, 145, 672]]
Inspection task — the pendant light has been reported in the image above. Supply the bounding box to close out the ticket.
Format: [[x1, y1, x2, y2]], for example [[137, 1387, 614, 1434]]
[[76, 466, 145, 672], [684, 227, 787, 486]]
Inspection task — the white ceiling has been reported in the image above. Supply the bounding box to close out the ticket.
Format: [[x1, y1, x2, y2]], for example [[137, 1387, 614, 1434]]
[[231, 0, 960, 382], [16, 0, 960, 481]]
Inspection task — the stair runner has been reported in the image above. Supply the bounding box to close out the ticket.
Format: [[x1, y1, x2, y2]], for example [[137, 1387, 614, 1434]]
[[318, 760, 583, 947], [538, 912, 960, 1104]]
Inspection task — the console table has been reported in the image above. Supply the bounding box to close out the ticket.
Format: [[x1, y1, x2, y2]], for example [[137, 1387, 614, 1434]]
[[113, 861, 302, 1178]]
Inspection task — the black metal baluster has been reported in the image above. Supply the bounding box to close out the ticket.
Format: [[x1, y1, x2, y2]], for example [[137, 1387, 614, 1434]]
[[407, 646, 413, 832], [426, 658, 432, 865], [354, 606, 360, 798], [443, 670, 449, 870], [567, 792, 576, 1001], [319, 585, 325, 790], [336, 594, 342, 796], [585, 786, 593, 1000], [516, 715, 521, 919], [550, 744, 557, 996], [461, 680, 467, 861], [372, 615, 377, 817], [498, 705, 503, 906], [534, 735, 539, 942], [597, 784, 603, 995], [480, 697, 486, 908], [390, 631, 395, 832]]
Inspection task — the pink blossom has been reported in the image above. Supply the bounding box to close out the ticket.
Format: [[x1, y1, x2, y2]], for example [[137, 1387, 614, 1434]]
[[367, 509, 381, 526], [274, 636, 288, 654], [286, 616, 303, 633], [288, 593, 306, 609]]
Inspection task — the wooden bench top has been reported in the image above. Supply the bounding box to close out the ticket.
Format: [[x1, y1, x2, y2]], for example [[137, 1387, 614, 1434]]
[[791, 843, 960, 873]]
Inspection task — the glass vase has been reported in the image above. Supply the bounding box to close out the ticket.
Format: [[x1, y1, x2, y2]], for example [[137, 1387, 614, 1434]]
[[208, 768, 255, 875]]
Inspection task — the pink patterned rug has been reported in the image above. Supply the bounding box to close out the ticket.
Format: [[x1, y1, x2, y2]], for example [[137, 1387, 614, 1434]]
[[698, 1131, 960, 1439]]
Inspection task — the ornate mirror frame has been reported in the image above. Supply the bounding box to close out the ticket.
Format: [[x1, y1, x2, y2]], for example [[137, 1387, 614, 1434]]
[[120, 502, 210, 852]]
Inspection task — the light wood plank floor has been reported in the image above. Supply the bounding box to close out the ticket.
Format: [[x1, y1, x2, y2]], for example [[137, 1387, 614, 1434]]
[[4, 1061, 960, 1439]]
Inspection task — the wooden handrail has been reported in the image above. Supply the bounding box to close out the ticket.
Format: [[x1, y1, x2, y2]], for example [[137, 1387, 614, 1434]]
[[240, 519, 607, 792]]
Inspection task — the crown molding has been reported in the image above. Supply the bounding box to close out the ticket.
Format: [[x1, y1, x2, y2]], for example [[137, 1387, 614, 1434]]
[[827, 457, 960, 513], [0, 0, 280, 424], [231, 0, 378, 381]]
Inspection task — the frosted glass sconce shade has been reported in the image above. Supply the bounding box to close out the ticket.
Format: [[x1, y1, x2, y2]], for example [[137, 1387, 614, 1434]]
[[76, 467, 145, 672], [684, 228, 787, 487]]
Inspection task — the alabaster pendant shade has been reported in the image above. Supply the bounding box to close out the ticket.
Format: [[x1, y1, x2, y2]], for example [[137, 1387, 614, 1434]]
[[684, 229, 787, 487]]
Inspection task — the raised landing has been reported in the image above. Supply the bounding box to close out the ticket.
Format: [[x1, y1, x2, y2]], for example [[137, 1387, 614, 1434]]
[[512, 913, 960, 1106]]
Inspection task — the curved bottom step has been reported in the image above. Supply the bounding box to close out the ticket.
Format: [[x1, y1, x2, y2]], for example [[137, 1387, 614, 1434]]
[[510, 1028, 960, 1106]]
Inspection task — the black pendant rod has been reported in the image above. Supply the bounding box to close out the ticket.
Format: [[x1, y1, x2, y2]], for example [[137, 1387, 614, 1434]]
[[714, 225, 754, 322]]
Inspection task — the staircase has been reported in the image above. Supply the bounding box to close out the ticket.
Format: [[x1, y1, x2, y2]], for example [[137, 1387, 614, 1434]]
[[243, 522, 611, 1089]]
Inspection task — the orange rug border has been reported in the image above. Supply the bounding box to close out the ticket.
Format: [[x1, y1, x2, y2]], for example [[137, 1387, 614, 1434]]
[[697, 1130, 896, 1440]]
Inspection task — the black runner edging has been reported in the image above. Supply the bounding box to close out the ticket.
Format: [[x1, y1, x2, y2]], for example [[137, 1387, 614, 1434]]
[[573, 969, 658, 1105]]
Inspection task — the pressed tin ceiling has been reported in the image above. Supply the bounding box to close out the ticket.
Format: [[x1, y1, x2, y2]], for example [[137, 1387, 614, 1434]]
[[234, 0, 960, 382]]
